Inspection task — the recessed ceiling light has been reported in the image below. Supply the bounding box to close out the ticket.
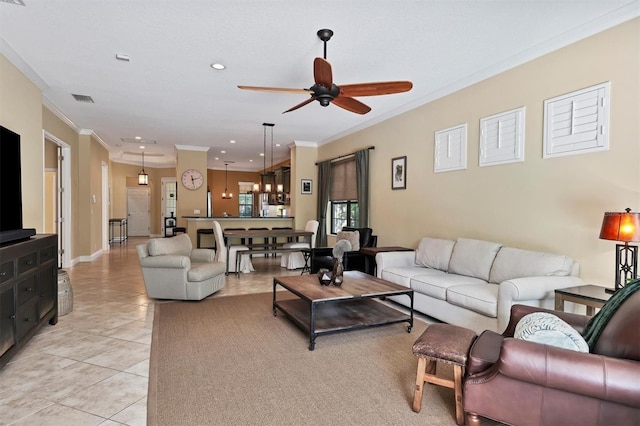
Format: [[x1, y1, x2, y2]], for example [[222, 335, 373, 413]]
[[221, 150, 226, 154], [260, 153, 264, 157], [135, 136, 142, 140], [249, 159, 253, 162], [230, 140, 236, 144], [139, 145, 145, 149], [214, 157, 219, 160], [275, 143, 281, 147], [211, 63, 225, 70]]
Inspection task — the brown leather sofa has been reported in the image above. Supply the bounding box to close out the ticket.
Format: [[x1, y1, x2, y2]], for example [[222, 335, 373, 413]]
[[463, 291, 640, 426]]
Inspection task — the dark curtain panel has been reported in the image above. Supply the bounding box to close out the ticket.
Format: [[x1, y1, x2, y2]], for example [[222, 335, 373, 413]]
[[355, 149, 369, 228], [316, 160, 332, 247]]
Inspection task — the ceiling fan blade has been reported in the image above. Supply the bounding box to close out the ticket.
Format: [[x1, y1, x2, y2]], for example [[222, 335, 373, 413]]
[[313, 57, 333, 88], [332, 97, 371, 115], [283, 96, 316, 114], [238, 85, 311, 94], [339, 81, 413, 97]]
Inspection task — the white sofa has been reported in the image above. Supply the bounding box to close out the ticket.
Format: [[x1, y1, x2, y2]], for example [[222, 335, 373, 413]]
[[376, 237, 584, 334]]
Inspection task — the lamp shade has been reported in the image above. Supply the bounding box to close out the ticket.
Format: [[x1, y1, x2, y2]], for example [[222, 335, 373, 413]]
[[599, 208, 640, 242]]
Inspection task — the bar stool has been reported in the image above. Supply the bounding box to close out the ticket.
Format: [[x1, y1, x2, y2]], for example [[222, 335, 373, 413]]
[[196, 228, 214, 249], [271, 226, 292, 258], [248, 227, 269, 257]]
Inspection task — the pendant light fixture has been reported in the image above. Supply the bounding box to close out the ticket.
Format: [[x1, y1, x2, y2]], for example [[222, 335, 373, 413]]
[[261, 123, 275, 193], [138, 150, 148, 185], [221, 162, 233, 199]]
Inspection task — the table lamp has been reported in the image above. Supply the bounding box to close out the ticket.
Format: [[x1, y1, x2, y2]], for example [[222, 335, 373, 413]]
[[599, 207, 640, 293]]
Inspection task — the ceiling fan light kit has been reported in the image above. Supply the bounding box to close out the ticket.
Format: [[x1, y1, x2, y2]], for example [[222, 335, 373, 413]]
[[238, 29, 412, 115]]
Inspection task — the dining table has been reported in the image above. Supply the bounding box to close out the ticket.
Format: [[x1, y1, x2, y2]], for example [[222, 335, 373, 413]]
[[222, 228, 314, 274]]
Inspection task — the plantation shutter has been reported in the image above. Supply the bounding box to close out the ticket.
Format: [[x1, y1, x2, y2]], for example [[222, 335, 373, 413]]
[[330, 158, 356, 201], [543, 82, 610, 158], [479, 107, 525, 167], [434, 124, 467, 173]]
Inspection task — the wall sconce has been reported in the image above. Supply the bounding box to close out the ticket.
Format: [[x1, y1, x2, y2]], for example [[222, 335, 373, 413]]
[[138, 151, 148, 185], [599, 207, 640, 293]]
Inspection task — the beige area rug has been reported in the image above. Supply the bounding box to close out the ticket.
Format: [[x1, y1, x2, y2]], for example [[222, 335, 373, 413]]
[[148, 292, 464, 425]]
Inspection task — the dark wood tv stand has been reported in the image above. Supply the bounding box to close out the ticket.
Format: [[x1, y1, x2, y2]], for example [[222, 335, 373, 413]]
[[0, 234, 58, 368]]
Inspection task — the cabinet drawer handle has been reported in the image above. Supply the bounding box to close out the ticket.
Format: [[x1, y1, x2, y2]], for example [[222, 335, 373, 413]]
[[10, 314, 15, 319], [25, 260, 33, 265], [0, 272, 6, 276], [26, 287, 33, 292]]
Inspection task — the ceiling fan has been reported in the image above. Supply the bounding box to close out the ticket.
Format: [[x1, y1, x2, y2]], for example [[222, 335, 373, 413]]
[[238, 29, 413, 115]]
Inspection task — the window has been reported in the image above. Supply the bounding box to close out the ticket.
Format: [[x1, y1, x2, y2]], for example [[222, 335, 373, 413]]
[[543, 82, 610, 158], [331, 200, 359, 234], [238, 182, 255, 217], [329, 157, 359, 234], [479, 107, 525, 167], [238, 193, 253, 217]]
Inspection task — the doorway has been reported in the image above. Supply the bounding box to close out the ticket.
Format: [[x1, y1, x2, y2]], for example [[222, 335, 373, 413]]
[[43, 131, 71, 268], [127, 187, 150, 236]]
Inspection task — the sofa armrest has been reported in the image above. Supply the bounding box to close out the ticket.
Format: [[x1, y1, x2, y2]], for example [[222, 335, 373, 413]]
[[466, 330, 505, 375], [375, 251, 415, 278], [499, 276, 585, 302], [494, 338, 640, 407], [191, 248, 215, 263], [139, 255, 190, 269]]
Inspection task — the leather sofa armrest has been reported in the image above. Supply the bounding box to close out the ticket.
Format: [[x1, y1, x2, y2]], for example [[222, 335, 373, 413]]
[[496, 338, 640, 407], [502, 304, 591, 337], [191, 248, 215, 263], [466, 330, 504, 375], [139, 255, 190, 269]]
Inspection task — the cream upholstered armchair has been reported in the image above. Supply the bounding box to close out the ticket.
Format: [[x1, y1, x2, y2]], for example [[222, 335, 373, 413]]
[[137, 234, 226, 300], [280, 220, 319, 270]]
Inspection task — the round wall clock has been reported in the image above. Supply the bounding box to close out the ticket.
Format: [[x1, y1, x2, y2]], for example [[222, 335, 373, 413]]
[[181, 168, 204, 190]]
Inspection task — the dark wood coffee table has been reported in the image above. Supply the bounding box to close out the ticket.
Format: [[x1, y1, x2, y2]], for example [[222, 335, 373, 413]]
[[273, 270, 414, 350]]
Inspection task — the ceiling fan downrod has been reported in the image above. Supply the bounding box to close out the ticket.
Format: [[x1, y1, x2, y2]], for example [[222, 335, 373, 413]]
[[317, 29, 333, 59]]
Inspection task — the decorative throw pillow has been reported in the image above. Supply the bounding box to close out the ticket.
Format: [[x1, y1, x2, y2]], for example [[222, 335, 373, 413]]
[[448, 238, 502, 281], [415, 237, 455, 271], [514, 312, 589, 352], [336, 230, 360, 251]]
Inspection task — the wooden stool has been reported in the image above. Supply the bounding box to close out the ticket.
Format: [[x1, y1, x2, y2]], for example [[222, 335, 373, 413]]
[[412, 323, 476, 425]]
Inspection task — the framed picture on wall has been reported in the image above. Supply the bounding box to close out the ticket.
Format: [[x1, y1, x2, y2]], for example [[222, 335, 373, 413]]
[[301, 179, 312, 194], [391, 156, 407, 190]]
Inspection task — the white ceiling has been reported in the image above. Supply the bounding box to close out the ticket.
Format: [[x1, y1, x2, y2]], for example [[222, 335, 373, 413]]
[[1, 1, 638, 171]]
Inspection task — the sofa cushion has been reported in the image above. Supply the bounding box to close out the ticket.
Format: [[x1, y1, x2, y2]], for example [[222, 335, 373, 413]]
[[337, 230, 360, 251], [447, 284, 499, 317], [448, 238, 502, 281], [381, 266, 436, 288], [415, 237, 455, 271], [188, 261, 226, 282], [489, 247, 574, 284], [515, 312, 589, 352], [411, 273, 486, 301], [148, 234, 192, 257]]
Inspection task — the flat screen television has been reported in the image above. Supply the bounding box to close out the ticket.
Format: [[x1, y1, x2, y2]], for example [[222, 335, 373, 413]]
[[0, 125, 36, 245]]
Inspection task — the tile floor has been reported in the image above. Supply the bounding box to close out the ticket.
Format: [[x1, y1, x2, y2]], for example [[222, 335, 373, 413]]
[[0, 237, 302, 425]]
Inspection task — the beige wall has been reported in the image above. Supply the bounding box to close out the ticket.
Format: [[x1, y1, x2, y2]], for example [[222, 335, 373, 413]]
[[290, 144, 318, 229], [42, 107, 80, 259], [176, 148, 208, 227], [319, 18, 640, 285], [0, 55, 44, 232]]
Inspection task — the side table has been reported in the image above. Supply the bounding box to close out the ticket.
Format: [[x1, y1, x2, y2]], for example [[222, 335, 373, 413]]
[[555, 285, 612, 315], [359, 246, 413, 276]]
